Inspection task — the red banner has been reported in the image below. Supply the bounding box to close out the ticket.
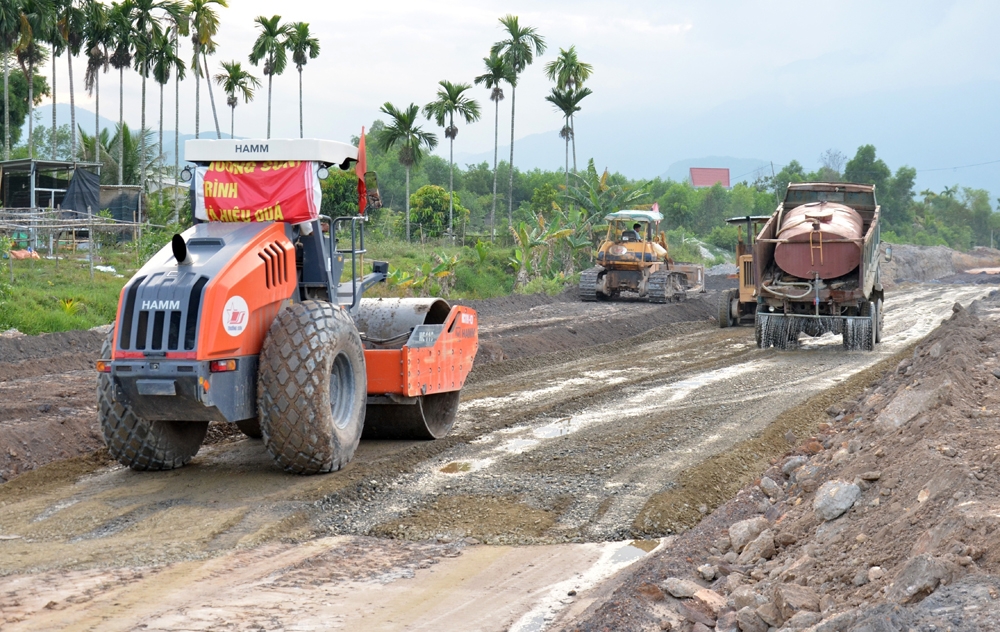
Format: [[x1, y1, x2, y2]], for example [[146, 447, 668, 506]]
[[194, 161, 320, 223]]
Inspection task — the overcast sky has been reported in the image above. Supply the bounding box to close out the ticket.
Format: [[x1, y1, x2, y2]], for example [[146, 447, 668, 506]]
[[46, 0, 1000, 190]]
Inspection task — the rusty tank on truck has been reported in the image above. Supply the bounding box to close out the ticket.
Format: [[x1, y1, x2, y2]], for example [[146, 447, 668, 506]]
[[753, 182, 889, 351]]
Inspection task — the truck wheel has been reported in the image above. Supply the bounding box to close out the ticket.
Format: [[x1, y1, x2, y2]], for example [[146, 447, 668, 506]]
[[718, 290, 732, 327], [97, 332, 208, 470], [257, 301, 366, 475]]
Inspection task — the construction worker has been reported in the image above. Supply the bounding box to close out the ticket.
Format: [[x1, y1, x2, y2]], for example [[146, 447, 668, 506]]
[[622, 223, 642, 242]]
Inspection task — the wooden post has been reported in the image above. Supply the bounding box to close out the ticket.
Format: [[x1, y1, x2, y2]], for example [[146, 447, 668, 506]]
[[89, 206, 94, 281]]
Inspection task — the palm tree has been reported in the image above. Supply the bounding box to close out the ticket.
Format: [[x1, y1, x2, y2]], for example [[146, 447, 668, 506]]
[[491, 14, 545, 228], [0, 0, 22, 160], [77, 124, 111, 166], [376, 102, 437, 242], [150, 25, 184, 202], [564, 159, 650, 225], [132, 0, 183, 200], [48, 1, 66, 160], [423, 80, 480, 241], [474, 51, 513, 240], [83, 121, 157, 185], [284, 21, 318, 138], [16, 0, 54, 161], [57, 0, 85, 158], [167, 9, 187, 218], [213, 60, 257, 139], [107, 0, 133, 185], [83, 0, 111, 146], [132, 0, 183, 198], [544, 86, 591, 190], [544, 46, 592, 172], [186, 0, 225, 139], [248, 14, 291, 139]]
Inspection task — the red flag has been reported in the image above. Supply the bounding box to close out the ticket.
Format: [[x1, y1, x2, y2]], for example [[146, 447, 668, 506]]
[[652, 202, 660, 213], [357, 127, 367, 215]]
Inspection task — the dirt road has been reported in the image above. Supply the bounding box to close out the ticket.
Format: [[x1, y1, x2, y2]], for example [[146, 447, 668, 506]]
[[0, 281, 993, 631]]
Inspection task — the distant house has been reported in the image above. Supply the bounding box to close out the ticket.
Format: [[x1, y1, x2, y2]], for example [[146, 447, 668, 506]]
[[689, 167, 731, 189]]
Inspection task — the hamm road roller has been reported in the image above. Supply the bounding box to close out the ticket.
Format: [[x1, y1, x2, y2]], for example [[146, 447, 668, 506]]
[[753, 182, 888, 351], [97, 138, 478, 474]]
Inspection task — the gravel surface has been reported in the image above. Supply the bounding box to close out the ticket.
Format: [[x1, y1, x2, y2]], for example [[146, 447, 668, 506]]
[[2, 245, 1000, 630]]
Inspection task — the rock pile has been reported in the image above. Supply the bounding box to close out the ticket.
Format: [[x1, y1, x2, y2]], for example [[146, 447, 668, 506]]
[[571, 293, 1000, 631]]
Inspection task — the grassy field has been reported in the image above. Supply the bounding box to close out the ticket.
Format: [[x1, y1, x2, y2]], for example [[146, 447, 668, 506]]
[[0, 236, 513, 335], [0, 232, 722, 335], [0, 252, 134, 335]]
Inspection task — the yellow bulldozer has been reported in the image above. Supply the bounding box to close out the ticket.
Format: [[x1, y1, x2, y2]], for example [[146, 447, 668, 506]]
[[580, 210, 705, 303], [718, 215, 770, 327]]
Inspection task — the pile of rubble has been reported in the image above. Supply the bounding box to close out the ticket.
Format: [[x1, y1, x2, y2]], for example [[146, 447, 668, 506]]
[[573, 294, 1000, 631]]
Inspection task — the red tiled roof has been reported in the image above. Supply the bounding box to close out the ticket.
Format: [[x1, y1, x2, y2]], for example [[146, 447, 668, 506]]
[[689, 168, 731, 188]]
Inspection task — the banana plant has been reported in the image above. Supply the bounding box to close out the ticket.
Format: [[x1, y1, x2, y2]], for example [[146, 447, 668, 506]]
[[535, 213, 573, 280], [508, 248, 527, 288], [386, 267, 415, 290], [509, 221, 547, 288], [474, 239, 490, 265], [432, 252, 460, 297], [410, 262, 435, 297]]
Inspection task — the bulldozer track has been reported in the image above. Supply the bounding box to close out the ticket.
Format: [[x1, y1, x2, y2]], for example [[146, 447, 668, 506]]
[[648, 270, 685, 303], [579, 266, 602, 301]]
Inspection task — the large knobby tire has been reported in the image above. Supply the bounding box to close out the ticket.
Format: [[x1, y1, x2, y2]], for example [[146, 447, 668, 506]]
[[257, 301, 367, 475], [718, 289, 735, 328], [97, 332, 208, 470]]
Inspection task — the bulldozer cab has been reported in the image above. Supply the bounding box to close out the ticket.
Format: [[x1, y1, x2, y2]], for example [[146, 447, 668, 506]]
[[597, 210, 669, 271]]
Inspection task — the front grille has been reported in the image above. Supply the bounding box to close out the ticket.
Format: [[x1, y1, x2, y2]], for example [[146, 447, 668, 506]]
[[118, 274, 208, 353], [743, 259, 753, 283], [118, 276, 146, 349]]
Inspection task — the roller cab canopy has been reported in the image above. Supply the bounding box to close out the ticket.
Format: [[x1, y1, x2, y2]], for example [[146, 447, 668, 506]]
[[185, 138, 359, 169], [187, 138, 362, 224]]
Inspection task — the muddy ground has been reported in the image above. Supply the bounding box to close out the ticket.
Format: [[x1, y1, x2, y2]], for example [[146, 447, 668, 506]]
[[565, 293, 1000, 632], [1, 244, 1000, 631]]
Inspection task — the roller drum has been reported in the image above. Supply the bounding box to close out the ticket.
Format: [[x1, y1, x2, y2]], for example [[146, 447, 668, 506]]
[[354, 298, 451, 347], [355, 298, 463, 440]]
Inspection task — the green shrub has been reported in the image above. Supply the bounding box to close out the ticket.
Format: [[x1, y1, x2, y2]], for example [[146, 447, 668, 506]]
[[520, 275, 568, 296]]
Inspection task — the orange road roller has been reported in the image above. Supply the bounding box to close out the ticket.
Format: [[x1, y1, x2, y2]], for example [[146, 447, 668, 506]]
[[97, 138, 478, 474]]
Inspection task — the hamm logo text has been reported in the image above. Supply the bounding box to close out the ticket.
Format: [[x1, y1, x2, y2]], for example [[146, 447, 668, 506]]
[[142, 300, 181, 310]]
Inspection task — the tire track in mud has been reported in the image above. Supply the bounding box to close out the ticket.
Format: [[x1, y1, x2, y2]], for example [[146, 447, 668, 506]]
[[0, 284, 989, 574], [0, 282, 994, 632], [318, 283, 994, 544]]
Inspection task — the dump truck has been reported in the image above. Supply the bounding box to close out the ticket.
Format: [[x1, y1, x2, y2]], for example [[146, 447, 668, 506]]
[[96, 138, 478, 474], [753, 182, 887, 350], [718, 214, 770, 327], [580, 209, 705, 302]]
